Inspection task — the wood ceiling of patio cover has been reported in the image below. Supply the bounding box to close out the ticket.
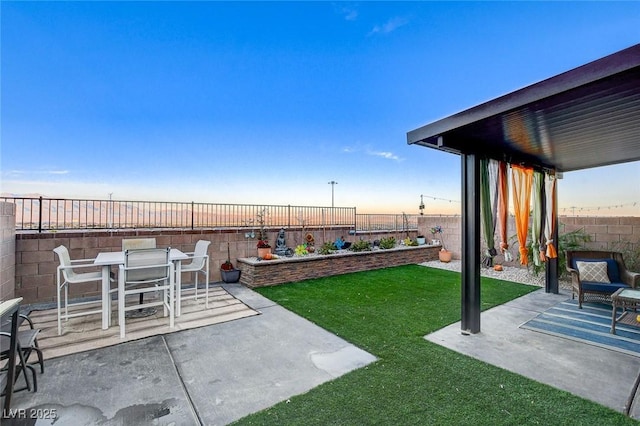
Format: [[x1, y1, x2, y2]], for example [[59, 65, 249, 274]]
[[407, 43, 640, 173]]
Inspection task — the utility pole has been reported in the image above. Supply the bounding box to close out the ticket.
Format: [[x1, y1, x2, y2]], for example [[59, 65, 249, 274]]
[[328, 181, 338, 207]]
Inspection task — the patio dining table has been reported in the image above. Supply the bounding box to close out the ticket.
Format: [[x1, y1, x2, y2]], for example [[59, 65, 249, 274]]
[[94, 248, 189, 329]]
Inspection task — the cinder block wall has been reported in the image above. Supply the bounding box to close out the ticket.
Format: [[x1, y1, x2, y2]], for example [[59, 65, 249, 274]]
[[14, 227, 417, 304], [559, 216, 640, 251], [1, 202, 16, 301], [418, 216, 462, 258]]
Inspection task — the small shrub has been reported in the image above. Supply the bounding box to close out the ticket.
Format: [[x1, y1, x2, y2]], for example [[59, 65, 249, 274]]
[[295, 244, 309, 256], [318, 242, 337, 255], [403, 237, 418, 247], [557, 227, 593, 277], [349, 240, 372, 252], [379, 237, 396, 249], [610, 239, 640, 272]]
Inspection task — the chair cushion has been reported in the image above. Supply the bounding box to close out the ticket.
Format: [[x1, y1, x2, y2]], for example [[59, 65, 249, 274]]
[[603, 259, 621, 283], [576, 261, 610, 283], [572, 258, 621, 283], [581, 281, 630, 294]]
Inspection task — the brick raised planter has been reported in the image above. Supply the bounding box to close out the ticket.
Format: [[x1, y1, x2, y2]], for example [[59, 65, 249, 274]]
[[237, 245, 441, 288]]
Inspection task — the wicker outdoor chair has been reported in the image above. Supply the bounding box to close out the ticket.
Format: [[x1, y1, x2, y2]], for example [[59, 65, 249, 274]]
[[565, 250, 640, 308]]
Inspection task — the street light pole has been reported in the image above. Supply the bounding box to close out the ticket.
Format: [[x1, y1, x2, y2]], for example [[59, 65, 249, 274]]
[[328, 181, 338, 207]]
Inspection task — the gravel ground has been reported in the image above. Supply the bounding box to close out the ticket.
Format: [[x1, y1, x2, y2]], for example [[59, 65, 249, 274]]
[[420, 259, 571, 289]]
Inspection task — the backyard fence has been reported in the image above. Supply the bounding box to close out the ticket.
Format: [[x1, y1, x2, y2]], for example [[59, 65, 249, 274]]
[[1, 197, 419, 234]]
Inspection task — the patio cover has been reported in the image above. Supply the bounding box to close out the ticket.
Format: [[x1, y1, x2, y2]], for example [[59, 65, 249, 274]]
[[407, 43, 640, 334]]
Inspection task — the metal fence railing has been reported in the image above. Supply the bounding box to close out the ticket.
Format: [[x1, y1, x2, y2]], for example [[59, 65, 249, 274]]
[[1, 197, 419, 233], [355, 213, 418, 233]]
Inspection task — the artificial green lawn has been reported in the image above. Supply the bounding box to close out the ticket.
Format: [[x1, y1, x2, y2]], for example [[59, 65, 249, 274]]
[[234, 264, 636, 425]]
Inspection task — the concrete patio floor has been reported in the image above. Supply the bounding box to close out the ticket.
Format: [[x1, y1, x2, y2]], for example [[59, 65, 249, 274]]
[[426, 287, 640, 419], [2, 284, 376, 425]]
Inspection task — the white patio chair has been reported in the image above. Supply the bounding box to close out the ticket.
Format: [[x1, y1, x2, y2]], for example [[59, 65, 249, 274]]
[[121, 238, 157, 308], [179, 240, 211, 314], [118, 248, 174, 338], [53, 245, 107, 336], [122, 238, 156, 251]]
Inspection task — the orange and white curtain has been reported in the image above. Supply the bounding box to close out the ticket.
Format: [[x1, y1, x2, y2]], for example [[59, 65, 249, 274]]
[[511, 165, 533, 265]]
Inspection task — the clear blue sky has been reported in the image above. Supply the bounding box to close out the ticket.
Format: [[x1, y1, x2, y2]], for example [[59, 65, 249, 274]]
[[2, 1, 639, 215]]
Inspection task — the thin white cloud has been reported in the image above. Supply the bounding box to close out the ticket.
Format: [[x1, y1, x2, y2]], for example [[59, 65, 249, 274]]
[[342, 146, 402, 162], [333, 3, 358, 21], [367, 150, 403, 162], [3, 169, 69, 176], [368, 16, 409, 36]]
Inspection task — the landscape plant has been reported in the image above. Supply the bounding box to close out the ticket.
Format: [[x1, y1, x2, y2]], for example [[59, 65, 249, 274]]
[[402, 212, 411, 238], [378, 236, 396, 249], [349, 239, 371, 252], [239, 265, 632, 425], [296, 211, 309, 247], [403, 237, 418, 246], [430, 225, 445, 249], [318, 241, 336, 255], [221, 242, 235, 271], [557, 226, 593, 276], [256, 207, 270, 248], [294, 244, 309, 256], [610, 238, 640, 272]]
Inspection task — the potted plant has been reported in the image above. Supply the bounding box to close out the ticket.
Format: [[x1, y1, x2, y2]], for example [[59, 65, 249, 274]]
[[220, 243, 241, 283], [431, 225, 452, 262], [416, 235, 426, 245], [256, 208, 271, 258], [257, 239, 271, 258]]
